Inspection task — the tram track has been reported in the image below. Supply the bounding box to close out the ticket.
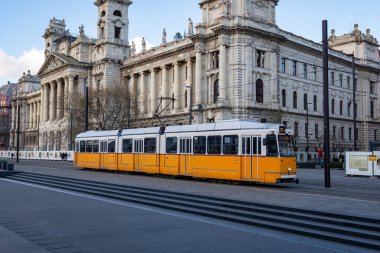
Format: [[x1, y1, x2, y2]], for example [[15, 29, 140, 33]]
[[3, 171, 380, 251]]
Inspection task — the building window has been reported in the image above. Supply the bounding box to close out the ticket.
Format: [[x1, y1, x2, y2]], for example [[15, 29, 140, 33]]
[[331, 72, 335, 85], [341, 127, 344, 140], [283, 121, 287, 128], [292, 60, 297, 76], [281, 89, 286, 107], [339, 74, 343, 87], [213, 80, 219, 103], [370, 101, 374, 118], [113, 10, 122, 17], [303, 63, 307, 79], [211, 51, 219, 69], [340, 100, 343, 115], [349, 128, 352, 140], [115, 26, 121, 39], [256, 50, 266, 68], [313, 66, 317, 81], [370, 81, 375, 94], [281, 58, 286, 73], [347, 76, 350, 89], [294, 122, 298, 138], [315, 124, 318, 138], [184, 90, 188, 108], [101, 10, 106, 17], [354, 78, 358, 91], [256, 79, 263, 103], [375, 129, 377, 141], [303, 94, 308, 110], [331, 99, 335, 114], [313, 95, 317, 111], [332, 126, 336, 140], [293, 91, 297, 109]]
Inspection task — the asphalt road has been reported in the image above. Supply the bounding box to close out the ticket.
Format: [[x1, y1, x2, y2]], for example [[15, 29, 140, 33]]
[[0, 160, 379, 253]]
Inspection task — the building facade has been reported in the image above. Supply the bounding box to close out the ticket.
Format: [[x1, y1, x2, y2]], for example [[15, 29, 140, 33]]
[[0, 81, 16, 150], [9, 0, 380, 158]]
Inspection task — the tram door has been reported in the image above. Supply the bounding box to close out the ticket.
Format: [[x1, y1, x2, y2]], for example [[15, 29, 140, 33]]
[[242, 136, 262, 180], [99, 140, 108, 169], [179, 137, 192, 175], [134, 139, 144, 171]]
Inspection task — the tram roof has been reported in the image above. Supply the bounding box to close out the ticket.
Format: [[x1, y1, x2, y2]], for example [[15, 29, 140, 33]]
[[121, 127, 161, 136], [76, 130, 120, 138], [165, 120, 281, 133]]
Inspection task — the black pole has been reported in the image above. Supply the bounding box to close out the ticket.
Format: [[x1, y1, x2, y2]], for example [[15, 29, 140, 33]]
[[16, 105, 20, 163], [70, 109, 73, 151], [85, 86, 89, 132], [306, 104, 309, 161], [322, 20, 331, 188], [352, 53, 357, 151]]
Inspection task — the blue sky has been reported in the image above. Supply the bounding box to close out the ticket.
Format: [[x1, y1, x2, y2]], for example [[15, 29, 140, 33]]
[[0, 0, 379, 85]]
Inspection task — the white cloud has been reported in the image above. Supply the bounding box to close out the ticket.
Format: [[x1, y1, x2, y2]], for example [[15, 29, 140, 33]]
[[0, 47, 45, 84], [130, 37, 155, 53]]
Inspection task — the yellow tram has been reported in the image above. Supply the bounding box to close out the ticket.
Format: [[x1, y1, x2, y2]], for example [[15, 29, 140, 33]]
[[74, 120, 298, 184]]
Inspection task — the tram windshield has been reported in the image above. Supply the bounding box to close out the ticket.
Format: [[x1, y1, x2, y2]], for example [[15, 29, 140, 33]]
[[278, 134, 295, 157]]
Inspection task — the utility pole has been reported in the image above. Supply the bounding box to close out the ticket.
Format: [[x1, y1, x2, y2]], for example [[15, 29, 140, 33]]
[[352, 53, 357, 151], [322, 20, 331, 188]]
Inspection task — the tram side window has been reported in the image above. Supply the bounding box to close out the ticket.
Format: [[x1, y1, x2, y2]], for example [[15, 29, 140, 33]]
[[80, 141, 86, 153], [144, 138, 156, 153], [223, 135, 238, 154], [207, 136, 221, 154], [93, 140, 99, 153], [86, 140, 93, 153], [108, 139, 115, 153], [166, 137, 178, 154], [266, 134, 278, 157], [122, 139, 133, 153], [100, 141, 107, 153], [193, 136, 206, 154], [242, 137, 251, 155]]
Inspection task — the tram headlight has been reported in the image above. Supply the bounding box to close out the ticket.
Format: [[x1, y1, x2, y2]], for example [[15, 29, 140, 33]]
[[287, 167, 292, 172]]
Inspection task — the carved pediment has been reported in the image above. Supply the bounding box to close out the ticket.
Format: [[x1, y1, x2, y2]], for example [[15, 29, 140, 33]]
[[37, 53, 74, 76]]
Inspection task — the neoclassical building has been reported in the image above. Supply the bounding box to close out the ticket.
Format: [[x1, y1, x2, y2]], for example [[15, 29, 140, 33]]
[[10, 0, 380, 157]]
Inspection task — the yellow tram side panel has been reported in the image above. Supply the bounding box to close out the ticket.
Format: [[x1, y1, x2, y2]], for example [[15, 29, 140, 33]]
[[75, 153, 101, 169], [100, 153, 118, 171], [160, 154, 180, 175], [188, 155, 241, 180], [134, 154, 160, 174], [118, 154, 134, 172], [261, 157, 297, 183]]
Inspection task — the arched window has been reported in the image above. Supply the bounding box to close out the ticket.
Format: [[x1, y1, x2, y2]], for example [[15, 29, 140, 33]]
[[339, 101, 343, 115], [256, 79, 263, 103], [113, 10, 122, 17], [303, 93, 308, 110], [313, 95, 317, 111], [184, 90, 188, 108], [293, 91, 297, 109], [115, 26, 121, 39], [213, 79, 219, 103], [281, 89, 286, 107], [101, 10, 106, 17], [370, 101, 374, 118], [331, 99, 335, 114]]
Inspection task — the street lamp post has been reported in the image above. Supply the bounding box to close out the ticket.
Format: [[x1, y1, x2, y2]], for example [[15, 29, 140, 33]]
[[84, 80, 89, 132]]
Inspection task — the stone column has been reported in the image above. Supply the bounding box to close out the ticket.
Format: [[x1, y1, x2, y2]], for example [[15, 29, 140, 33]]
[[132, 74, 138, 114], [173, 62, 181, 112], [44, 84, 49, 122], [68, 75, 75, 95], [57, 79, 63, 118], [150, 69, 157, 114], [28, 104, 31, 129], [40, 84, 44, 122], [161, 66, 169, 110], [140, 72, 146, 114], [187, 59, 193, 110], [195, 50, 203, 105], [11, 104, 16, 129], [50, 82, 56, 121], [63, 77, 68, 116], [219, 43, 227, 101]]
